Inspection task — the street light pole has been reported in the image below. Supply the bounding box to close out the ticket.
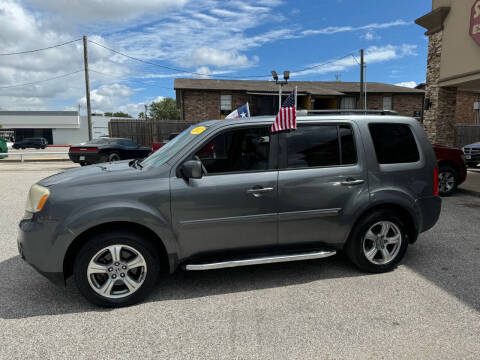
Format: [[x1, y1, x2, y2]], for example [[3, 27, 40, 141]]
[[272, 70, 289, 111]]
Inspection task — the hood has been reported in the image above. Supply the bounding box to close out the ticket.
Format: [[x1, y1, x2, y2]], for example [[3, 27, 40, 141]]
[[464, 142, 480, 148], [38, 160, 143, 187]]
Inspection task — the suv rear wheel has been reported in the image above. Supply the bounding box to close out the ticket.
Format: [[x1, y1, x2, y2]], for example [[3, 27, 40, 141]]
[[345, 210, 408, 273], [73, 230, 160, 307], [438, 165, 457, 196]]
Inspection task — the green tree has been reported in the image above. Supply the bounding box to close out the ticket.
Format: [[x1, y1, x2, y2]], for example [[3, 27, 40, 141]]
[[104, 111, 131, 118], [148, 98, 180, 120]]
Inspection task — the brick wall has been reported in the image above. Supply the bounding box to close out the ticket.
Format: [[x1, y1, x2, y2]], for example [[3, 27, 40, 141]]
[[364, 93, 423, 116], [182, 90, 220, 122], [455, 91, 480, 124], [181, 90, 251, 121]]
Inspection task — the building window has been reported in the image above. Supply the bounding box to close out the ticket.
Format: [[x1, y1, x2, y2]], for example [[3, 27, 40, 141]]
[[383, 96, 393, 110], [340, 96, 357, 109], [220, 95, 232, 117]]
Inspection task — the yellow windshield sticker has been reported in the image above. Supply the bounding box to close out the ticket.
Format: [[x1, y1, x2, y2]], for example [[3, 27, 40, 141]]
[[190, 126, 206, 134]]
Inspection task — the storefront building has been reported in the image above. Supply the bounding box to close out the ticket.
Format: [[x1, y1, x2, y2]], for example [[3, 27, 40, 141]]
[[416, 0, 480, 146]]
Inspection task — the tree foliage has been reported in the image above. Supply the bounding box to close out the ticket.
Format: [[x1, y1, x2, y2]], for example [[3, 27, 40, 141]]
[[148, 98, 180, 120], [104, 111, 131, 118]]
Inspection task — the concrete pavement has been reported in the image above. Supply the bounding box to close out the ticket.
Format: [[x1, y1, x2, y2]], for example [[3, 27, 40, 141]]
[[0, 162, 479, 359]]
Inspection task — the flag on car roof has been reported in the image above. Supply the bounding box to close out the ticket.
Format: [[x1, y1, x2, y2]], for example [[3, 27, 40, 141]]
[[271, 87, 297, 133], [226, 102, 250, 119]]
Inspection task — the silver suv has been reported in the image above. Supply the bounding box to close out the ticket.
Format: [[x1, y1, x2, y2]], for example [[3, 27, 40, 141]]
[[18, 115, 441, 307]]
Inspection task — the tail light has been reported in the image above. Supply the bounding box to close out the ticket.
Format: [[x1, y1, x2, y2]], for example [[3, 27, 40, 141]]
[[70, 147, 98, 152], [433, 167, 439, 196]]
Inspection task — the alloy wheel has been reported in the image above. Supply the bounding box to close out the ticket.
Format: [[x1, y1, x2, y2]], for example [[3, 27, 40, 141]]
[[362, 221, 402, 265], [87, 244, 147, 299], [438, 170, 455, 194]]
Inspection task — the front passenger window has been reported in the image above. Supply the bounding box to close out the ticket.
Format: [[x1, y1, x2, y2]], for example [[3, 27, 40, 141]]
[[195, 127, 271, 174]]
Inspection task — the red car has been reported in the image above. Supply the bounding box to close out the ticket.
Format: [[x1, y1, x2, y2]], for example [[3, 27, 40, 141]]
[[433, 144, 467, 196]]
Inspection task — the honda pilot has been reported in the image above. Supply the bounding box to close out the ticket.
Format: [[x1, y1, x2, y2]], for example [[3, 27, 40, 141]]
[[17, 115, 441, 307]]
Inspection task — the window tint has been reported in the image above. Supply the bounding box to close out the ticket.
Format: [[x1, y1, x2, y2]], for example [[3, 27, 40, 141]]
[[369, 123, 419, 164], [339, 125, 357, 165], [195, 127, 271, 174], [118, 139, 137, 146], [285, 125, 340, 168]]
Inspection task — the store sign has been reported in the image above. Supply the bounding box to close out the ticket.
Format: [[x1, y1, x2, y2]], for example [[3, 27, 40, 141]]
[[471, 0, 480, 45]]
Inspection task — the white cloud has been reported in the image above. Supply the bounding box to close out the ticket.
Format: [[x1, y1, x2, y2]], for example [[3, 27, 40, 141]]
[[361, 31, 381, 41], [188, 47, 256, 67], [292, 44, 418, 77], [25, 0, 187, 22], [395, 81, 417, 88], [301, 20, 409, 36]]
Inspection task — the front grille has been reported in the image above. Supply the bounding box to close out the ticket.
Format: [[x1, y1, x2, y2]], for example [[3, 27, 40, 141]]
[[463, 147, 480, 156]]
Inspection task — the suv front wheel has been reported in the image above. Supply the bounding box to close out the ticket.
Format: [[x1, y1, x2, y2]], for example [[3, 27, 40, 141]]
[[73, 230, 160, 307], [345, 210, 408, 273]]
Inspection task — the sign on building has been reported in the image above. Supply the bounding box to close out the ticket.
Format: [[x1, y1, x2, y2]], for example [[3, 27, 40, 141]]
[[470, 0, 480, 45]]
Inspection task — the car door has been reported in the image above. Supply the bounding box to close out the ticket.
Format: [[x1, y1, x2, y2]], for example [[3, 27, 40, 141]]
[[277, 122, 369, 249], [170, 124, 279, 259]]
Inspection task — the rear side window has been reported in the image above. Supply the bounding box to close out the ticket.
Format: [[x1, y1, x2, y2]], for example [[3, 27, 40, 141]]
[[284, 124, 357, 168], [369, 123, 419, 164]]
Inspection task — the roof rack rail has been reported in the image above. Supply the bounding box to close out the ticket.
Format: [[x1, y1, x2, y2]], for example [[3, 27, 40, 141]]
[[297, 109, 398, 116]]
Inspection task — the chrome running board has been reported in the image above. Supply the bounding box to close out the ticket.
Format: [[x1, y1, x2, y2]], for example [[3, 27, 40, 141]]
[[185, 250, 336, 271]]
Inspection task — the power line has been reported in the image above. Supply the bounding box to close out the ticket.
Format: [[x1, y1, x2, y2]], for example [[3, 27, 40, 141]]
[[0, 38, 82, 56], [88, 40, 269, 79], [291, 52, 359, 74], [89, 69, 174, 89], [0, 70, 84, 89], [88, 39, 360, 80]]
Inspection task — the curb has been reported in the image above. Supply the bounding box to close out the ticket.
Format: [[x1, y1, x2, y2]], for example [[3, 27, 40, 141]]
[[0, 158, 70, 163], [457, 188, 480, 198]]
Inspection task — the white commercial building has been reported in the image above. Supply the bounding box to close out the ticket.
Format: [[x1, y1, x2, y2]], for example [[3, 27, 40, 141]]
[[0, 111, 118, 145]]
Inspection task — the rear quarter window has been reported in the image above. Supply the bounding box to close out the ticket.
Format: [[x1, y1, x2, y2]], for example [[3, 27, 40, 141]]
[[369, 123, 419, 164]]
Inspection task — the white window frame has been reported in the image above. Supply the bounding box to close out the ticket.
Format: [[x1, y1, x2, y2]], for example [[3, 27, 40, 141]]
[[383, 96, 393, 110], [220, 95, 232, 111]]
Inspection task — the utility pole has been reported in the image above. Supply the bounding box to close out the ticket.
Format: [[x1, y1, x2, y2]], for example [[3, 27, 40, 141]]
[[83, 35, 92, 140], [360, 49, 364, 111]]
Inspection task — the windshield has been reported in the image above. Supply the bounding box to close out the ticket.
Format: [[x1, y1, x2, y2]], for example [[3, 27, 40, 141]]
[[141, 125, 200, 168]]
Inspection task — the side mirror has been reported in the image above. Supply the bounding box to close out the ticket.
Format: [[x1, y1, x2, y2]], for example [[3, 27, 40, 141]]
[[181, 160, 203, 179]]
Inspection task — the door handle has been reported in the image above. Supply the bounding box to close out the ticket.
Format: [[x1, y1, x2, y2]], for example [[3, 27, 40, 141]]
[[247, 187, 274, 197], [340, 179, 365, 186]]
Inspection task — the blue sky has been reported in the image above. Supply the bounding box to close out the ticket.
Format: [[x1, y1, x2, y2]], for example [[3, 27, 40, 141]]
[[0, 0, 430, 115]]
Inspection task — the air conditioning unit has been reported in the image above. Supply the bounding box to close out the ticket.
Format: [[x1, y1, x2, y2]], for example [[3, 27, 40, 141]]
[[474, 102, 480, 110]]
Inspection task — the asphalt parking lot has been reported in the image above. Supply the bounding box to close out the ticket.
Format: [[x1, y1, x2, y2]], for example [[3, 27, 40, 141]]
[[0, 162, 479, 359]]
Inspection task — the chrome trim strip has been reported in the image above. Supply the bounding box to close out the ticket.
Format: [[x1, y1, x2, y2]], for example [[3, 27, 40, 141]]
[[185, 250, 337, 271], [180, 208, 341, 226], [278, 208, 341, 220], [179, 212, 277, 226]]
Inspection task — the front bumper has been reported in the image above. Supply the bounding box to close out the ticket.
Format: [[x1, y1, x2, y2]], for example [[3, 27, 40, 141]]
[[17, 216, 65, 286]]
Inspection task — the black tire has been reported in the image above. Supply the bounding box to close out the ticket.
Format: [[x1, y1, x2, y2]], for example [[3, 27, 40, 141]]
[[73, 230, 160, 307], [108, 152, 121, 162], [345, 210, 408, 273], [438, 165, 457, 197], [79, 162, 87, 166]]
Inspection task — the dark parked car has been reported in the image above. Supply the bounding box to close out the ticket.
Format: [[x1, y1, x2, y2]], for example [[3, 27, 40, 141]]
[[12, 137, 47, 149], [69, 138, 151, 166], [463, 141, 480, 168], [18, 115, 441, 307], [433, 144, 467, 196]]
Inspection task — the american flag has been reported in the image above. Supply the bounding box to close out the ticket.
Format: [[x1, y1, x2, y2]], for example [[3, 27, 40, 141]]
[[271, 87, 297, 132]]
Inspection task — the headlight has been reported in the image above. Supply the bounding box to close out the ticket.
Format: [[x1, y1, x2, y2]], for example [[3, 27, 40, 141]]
[[25, 184, 50, 213]]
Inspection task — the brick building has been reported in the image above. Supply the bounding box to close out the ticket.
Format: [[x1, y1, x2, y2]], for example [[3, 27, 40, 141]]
[[174, 79, 424, 122], [416, 0, 480, 146]]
